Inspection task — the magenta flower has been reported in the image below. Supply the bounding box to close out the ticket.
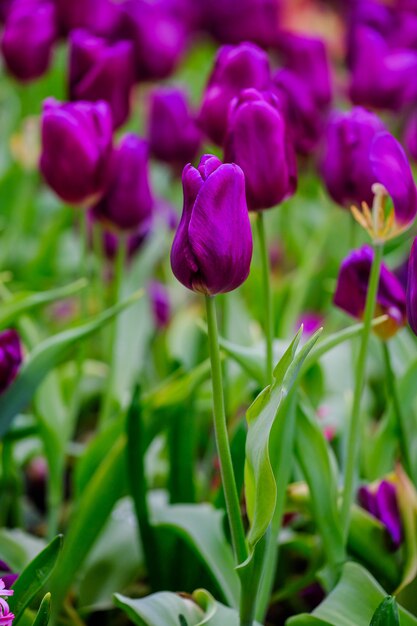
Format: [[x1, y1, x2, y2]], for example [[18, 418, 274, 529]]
[[1, 0, 57, 82], [40, 98, 113, 206], [55, 0, 121, 37], [91, 134, 153, 232], [334, 246, 407, 339], [69, 30, 135, 130], [224, 89, 297, 211], [198, 42, 271, 146], [358, 480, 402, 549], [147, 87, 201, 171], [0, 330, 23, 393], [0, 576, 15, 626], [171, 154, 253, 295]]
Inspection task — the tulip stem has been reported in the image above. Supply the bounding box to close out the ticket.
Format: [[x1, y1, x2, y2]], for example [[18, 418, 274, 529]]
[[340, 241, 383, 541], [99, 235, 127, 428], [256, 213, 274, 384], [205, 295, 248, 566]]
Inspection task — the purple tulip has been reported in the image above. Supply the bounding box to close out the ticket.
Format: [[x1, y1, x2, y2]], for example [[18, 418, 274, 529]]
[[349, 26, 417, 111], [334, 245, 407, 339], [224, 89, 297, 211], [40, 98, 113, 206], [321, 108, 417, 230], [0, 1, 13, 22], [118, 0, 187, 81], [272, 69, 325, 155], [403, 111, 417, 161], [147, 87, 201, 171], [171, 154, 253, 295], [148, 281, 171, 329], [358, 480, 402, 549], [0, 329, 23, 393], [92, 134, 153, 232], [1, 0, 57, 82], [202, 0, 281, 47], [55, 0, 121, 37], [198, 42, 271, 146], [87, 209, 150, 262], [69, 30, 135, 130], [275, 32, 332, 108], [406, 237, 417, 336]]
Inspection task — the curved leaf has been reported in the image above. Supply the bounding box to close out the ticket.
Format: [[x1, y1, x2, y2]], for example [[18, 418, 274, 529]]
[[370, 597, 399, 626], [32, 594, 51, 626]]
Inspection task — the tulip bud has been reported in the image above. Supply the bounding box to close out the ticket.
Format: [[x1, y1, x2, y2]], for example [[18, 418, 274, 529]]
[[1, 0, 57, 82], [92, 134, 153, 232], [119, 0, 187, 81], [40, 98, 113, 205], [334, 245, 406, 339], [198, 42, 271, 146], [171, 154, 253, 295], [224, 89, 297, 211], [55, 0, 121, 37], [321, 108, 417, 236], [148, 87, 201, 171], [0, 329, 23, 393], [358, 480, 402, 549], [148, 280, 171, 329], [69, 30, 135, 130]]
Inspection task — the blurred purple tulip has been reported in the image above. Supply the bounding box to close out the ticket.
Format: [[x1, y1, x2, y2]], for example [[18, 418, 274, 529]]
[[358, 480, 402, 548], [92, 134, 153, 232], [55, 0, 121, 37], [406, 237, 417, 336], [224, 89, 297, 211], [334, 245, 407, 339], [88, 209, 150, 262], [321, 107, 417, 230], [119, 0, 187, 81], [403, 111, 417, 161], [202, 0, 281, 47], [1, 0, 57, 82], [198, 42, 271, 146], [171, 154, 253, 295], [0, 329, 23, 393], [69, 30, 135, 130], [148, 281, 171, 329], [148, 87, 201, 171], [40, 98, 113, 205]]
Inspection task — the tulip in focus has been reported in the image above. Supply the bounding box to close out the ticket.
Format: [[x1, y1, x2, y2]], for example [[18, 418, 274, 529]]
[[91, 134, 153, 232], [0, 329, 23, 393], [224, 89, 297, 211], [171, 154, 253, 295], [198, 42, 271, 146], [148, 87, 201, 171], [1, 0, 57, 82], [334, 246, 407, 339], [358, 480, 402, 549], [69, 30, 135, 130], [40, 98, 113, 205]]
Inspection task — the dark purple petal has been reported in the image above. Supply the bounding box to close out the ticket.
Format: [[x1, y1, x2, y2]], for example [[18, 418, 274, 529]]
[[148, 281, 171, 329], [55, 0, 120, 37], [0, 329, 23, 393], [375, 480, 402, 548], [407, 237, 417, 335]]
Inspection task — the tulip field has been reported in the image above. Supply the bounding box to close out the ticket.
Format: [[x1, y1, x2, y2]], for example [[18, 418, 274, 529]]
[[3, 0, 417, 625]]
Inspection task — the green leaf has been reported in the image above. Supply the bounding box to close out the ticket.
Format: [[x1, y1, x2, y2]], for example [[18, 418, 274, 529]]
[[32, 594, 51, 626], [295, 403, 345, 571], [151, 503, 239, 608], [244, 328, 321, 551], [114, 589, 263, 626], [370, 597, 399, 626], [395, 466, 417, 594], [0, 291, 142, 438], [49, 436, 127, 616], [0, 279, 86, 330], [287, 562, 417, 626], [0, 529, 45, 572], [143, 360, 211, 411], [9, 535, 62, 625]]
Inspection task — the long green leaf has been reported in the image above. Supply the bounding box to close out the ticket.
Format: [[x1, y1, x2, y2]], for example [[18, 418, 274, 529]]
[[0, 279, 86, 330], [370, 597, 399, 626], [49, 436, 127, 616], [32, 594, 51, 626], [0, 291, 142, 438], [9, 535, 62, 624]]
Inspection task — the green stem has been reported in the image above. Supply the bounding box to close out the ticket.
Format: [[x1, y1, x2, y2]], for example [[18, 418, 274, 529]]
[[256, 213, 273, 384], [205, 295, 247, 567], [382, 341, 412, 476], [340, 242, 384, 541], [99, 235, 127, 428]]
